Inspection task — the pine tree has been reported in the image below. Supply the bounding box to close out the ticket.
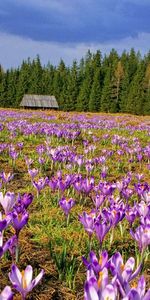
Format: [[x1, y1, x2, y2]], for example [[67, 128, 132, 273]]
[[89, 68, 101, 111], [143, 63, 150, 115], [128, 48, 140, 82], [101, 69, 112, 112], [111, 61, 124, 112], [41, 63, 55, 95], [16, 59, 31, 106], [53, 59, 68, 110], [0, 72, 8, 107], [76, 50, 93, 111], [65, 60, 79, 111], [126, 62, 145, 115], [28, 55, 43, 94], [120, 69, 130, 112], [6, 69, 19, 107]]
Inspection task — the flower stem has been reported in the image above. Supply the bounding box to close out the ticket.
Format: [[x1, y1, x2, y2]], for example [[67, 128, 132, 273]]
[[15, 243, 19, 263]]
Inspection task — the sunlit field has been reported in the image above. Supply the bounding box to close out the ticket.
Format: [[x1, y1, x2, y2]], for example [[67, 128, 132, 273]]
[[0, 109, 149, 299]]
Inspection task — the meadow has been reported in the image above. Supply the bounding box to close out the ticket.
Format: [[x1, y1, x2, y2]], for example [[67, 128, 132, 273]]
[[0, 109, 149, 299]]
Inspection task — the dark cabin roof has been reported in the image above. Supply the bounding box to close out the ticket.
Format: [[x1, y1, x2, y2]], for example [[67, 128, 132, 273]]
[[20, 94, 59, 108]]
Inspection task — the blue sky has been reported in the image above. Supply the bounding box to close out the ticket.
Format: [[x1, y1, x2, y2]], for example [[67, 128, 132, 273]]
[[0, 0, 150, 69]]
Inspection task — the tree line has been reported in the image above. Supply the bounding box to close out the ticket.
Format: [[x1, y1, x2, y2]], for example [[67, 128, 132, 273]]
[[0, 48, 150, 114]]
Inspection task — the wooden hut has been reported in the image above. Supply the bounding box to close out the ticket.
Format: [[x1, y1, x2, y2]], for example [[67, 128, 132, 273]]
[[20, 94, 59, 109]]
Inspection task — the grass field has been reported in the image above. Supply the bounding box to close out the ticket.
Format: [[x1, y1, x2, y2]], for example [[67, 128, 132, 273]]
[[0, 109, 149, 299]]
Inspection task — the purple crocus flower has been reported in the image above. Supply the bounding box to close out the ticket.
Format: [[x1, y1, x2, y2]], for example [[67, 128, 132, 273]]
[[0, 232, 17, 258], [136, 201, 150, 218], [48, 177, 58, 191], [82, 177, 95, 195], [59, 197, 75, 216], [92, 194, 106, 210], [79, 211, 96, 237], [108, 252, 142, 297], [14, 193, 33, 214], [0, 286, 13, 300], [9, 150, 19, 161], [0, 172, 14, 184], [135, 174, 144, 182], [137, 154, 143, 162], [12, 210, 29, 237], [19, 193, 33, 209], [121, 188, 133, 200], [123, 289, 150, 300], [101, 166, 108, 179], [130, 224, 150, 252], [125, 206, 137, 226], [95, 220, 112, 246], [28, 168, 39, 180], [123, 276, 150, 300], [142, 191, 150, 204], [17, 142, 24, 149], [38, 156, 45, 164], [84, 266, 116, 300], [116, 180, 124, 193], [9, 264, 44, 299], [85, 281, 116, 300], [102, 207, 125, 228], [134, 183, 149, 198], [32, 177, 48, 196], [0, 212, 11, 232], [0, 192, 16, 215], [82, 250, 108, 274], [24, 156, 34, 168]]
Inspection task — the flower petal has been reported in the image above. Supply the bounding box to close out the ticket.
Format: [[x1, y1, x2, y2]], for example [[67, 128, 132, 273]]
[[9, 264, 22, 287], [0, 286, 13, 300], [24, 265, 33, 288], [84, 280, 99, 300], [32, 269, 44, 288]]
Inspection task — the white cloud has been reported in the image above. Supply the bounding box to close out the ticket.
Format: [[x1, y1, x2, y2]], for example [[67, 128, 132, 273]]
[[0, 31, 150, 70]]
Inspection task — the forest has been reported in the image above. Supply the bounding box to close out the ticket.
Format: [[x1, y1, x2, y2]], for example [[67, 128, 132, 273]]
[[0, 48, 150, 114]]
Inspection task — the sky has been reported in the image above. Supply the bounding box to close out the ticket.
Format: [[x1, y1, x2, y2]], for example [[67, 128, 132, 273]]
[[0, 0, 150, 69]]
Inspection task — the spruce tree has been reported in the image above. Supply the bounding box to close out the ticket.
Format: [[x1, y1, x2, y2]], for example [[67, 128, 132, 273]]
[[65, 60, 79, 111], [16, 59, 31, 106], [126, 62, 145, 115], [120, 69, 130, 112], [101, 68, 112, 112], [143, 63, 150, 115], [41, 63, 55, 95], [28, 55, 43, 94], [0, 72, 8, 107], [89, 68, 101, 111], [6, 69, 19, 107], [76, 50, 93, 111], [111, 61, 124, 112]]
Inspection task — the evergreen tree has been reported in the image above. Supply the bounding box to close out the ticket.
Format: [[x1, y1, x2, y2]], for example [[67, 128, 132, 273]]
[[128, 48, 140, 82], [0, 72, 8, 107], [101, 68, 112, 112], [119, 69, 130, 112], [111, 61, 124, 112], [143, 63, 150, 114], [89, 68, 101, 111], [53, 59, 68, 110], [41, 63, 55, 95], [76, 50, 93, 111], [126, 62, 145, 115], [65, 60, 79, 111], [28, 55, 43, 94], [16, 59, 31, 106], [0, 48, 150, 114], [6, 69, 19, 107]]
